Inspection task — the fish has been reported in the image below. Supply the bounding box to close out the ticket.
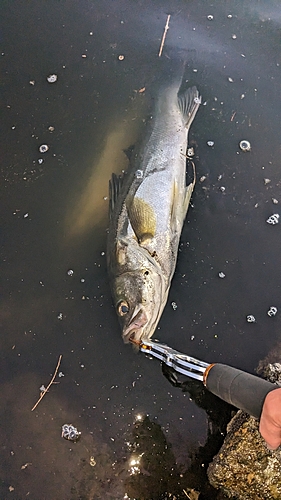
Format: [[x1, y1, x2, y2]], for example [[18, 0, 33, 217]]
[[107, 78, 201, 343]]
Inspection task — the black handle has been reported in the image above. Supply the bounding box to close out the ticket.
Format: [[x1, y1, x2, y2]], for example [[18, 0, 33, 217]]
[[204, 363, 276, 419]]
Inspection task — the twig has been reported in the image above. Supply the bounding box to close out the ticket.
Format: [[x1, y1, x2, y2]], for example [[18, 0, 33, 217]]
[[31, 355, 62, 411], [158, 14, 171, 57]]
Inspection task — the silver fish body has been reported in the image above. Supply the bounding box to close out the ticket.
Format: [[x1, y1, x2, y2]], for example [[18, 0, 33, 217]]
[[107, 81, 201, 343]]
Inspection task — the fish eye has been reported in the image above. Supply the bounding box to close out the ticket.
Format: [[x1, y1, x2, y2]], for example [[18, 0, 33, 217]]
[[117, 301, 129, 316]]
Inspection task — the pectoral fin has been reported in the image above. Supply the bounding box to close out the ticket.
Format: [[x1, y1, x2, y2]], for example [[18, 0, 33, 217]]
[[171, 162, 196, 228], [183, 160, 196, 216], [127, 197, 156, 244]]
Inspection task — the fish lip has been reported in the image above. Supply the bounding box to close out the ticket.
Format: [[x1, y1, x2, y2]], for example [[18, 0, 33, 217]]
[[122, 306, 148, 344]]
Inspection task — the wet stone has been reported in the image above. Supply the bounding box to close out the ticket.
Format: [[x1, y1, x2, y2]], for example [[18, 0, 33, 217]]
[[208, 363, 281, 499], [208, 410, 281, 499]]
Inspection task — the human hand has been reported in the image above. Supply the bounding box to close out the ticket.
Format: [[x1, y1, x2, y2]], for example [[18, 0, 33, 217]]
[[259, 387, 281, 450]]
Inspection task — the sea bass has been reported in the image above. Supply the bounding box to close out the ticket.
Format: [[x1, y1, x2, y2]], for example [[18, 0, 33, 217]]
[[107, 80, 201, 343]]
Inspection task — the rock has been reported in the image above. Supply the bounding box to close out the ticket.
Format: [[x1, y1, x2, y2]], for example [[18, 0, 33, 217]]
[[208, 364, 281, 499]]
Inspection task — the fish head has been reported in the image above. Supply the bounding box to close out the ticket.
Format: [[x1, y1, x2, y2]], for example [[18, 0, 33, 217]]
[[111, 264, 166, 343]]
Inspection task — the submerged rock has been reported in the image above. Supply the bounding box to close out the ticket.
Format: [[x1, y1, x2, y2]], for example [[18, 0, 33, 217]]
[[208, 364, 281, 499]]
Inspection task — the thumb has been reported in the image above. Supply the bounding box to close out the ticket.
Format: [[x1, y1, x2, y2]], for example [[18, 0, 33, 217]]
[[259, 388, 281, 450]]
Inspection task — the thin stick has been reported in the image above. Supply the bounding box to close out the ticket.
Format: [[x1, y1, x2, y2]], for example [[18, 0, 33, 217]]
[[158, 14, 171, 57], [31, 355, 62, 411]]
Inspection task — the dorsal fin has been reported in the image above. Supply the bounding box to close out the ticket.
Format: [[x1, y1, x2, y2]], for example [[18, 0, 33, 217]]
[[109, 172, 127, 219]]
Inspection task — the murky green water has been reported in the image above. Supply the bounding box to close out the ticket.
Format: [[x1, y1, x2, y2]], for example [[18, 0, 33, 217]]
[[1, 1, 281, 498]]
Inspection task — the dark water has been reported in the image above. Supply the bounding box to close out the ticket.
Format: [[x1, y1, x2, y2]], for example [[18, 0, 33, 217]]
[[1, 1, 281, 498]]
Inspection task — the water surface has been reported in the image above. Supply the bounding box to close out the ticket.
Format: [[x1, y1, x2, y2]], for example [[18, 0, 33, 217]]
[[1, 1, 281, 498]]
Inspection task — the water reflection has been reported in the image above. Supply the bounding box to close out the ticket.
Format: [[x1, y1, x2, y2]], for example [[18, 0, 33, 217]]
[[65, 106, 143, 240]]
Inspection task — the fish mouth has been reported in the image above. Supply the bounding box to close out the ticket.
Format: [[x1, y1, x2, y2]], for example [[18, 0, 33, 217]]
[[122, 306, 148, 344]]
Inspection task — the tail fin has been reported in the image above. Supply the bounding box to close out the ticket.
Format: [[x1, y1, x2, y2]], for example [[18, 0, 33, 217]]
[[177, 86, 201, 130]]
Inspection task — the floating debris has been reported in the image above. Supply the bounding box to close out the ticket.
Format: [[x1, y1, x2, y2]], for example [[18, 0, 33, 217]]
[[136, 169, 143, 179], [48, 126, 55, 132], [89, 456, 96, 467], [231, 34, 237, 39], [171, 302, 178, 310], [200, 175, 206, 182], [246, 315, 256, 323], [239, 140, 251, 152], [218, 272, 225, 278], [21, 463, 32, 470], [39, 144, 49, 153], [266, 213, 279, 225], [37, 158, 44, 164], [47, 74, 58, 83], [264, 178, 271, 185], [58, 371, 65, 377], [31, 354, 62, 411], [118, 55, 125, 61], [29, 80, 35, 85], [187, 147, 194, 157], [158, 14, 170, 57], [207, 141, 214, 147], [23, 213, 29, 218], [61, 424, 81, 441], [267, 306, 278, 317], [272, 198, 279, 204], [220, 186, 226, 192], [228, 77, 234, 82], [67, 269, 74, 276], [57, 313, 63, 320], [207, 15, 214, 20]]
